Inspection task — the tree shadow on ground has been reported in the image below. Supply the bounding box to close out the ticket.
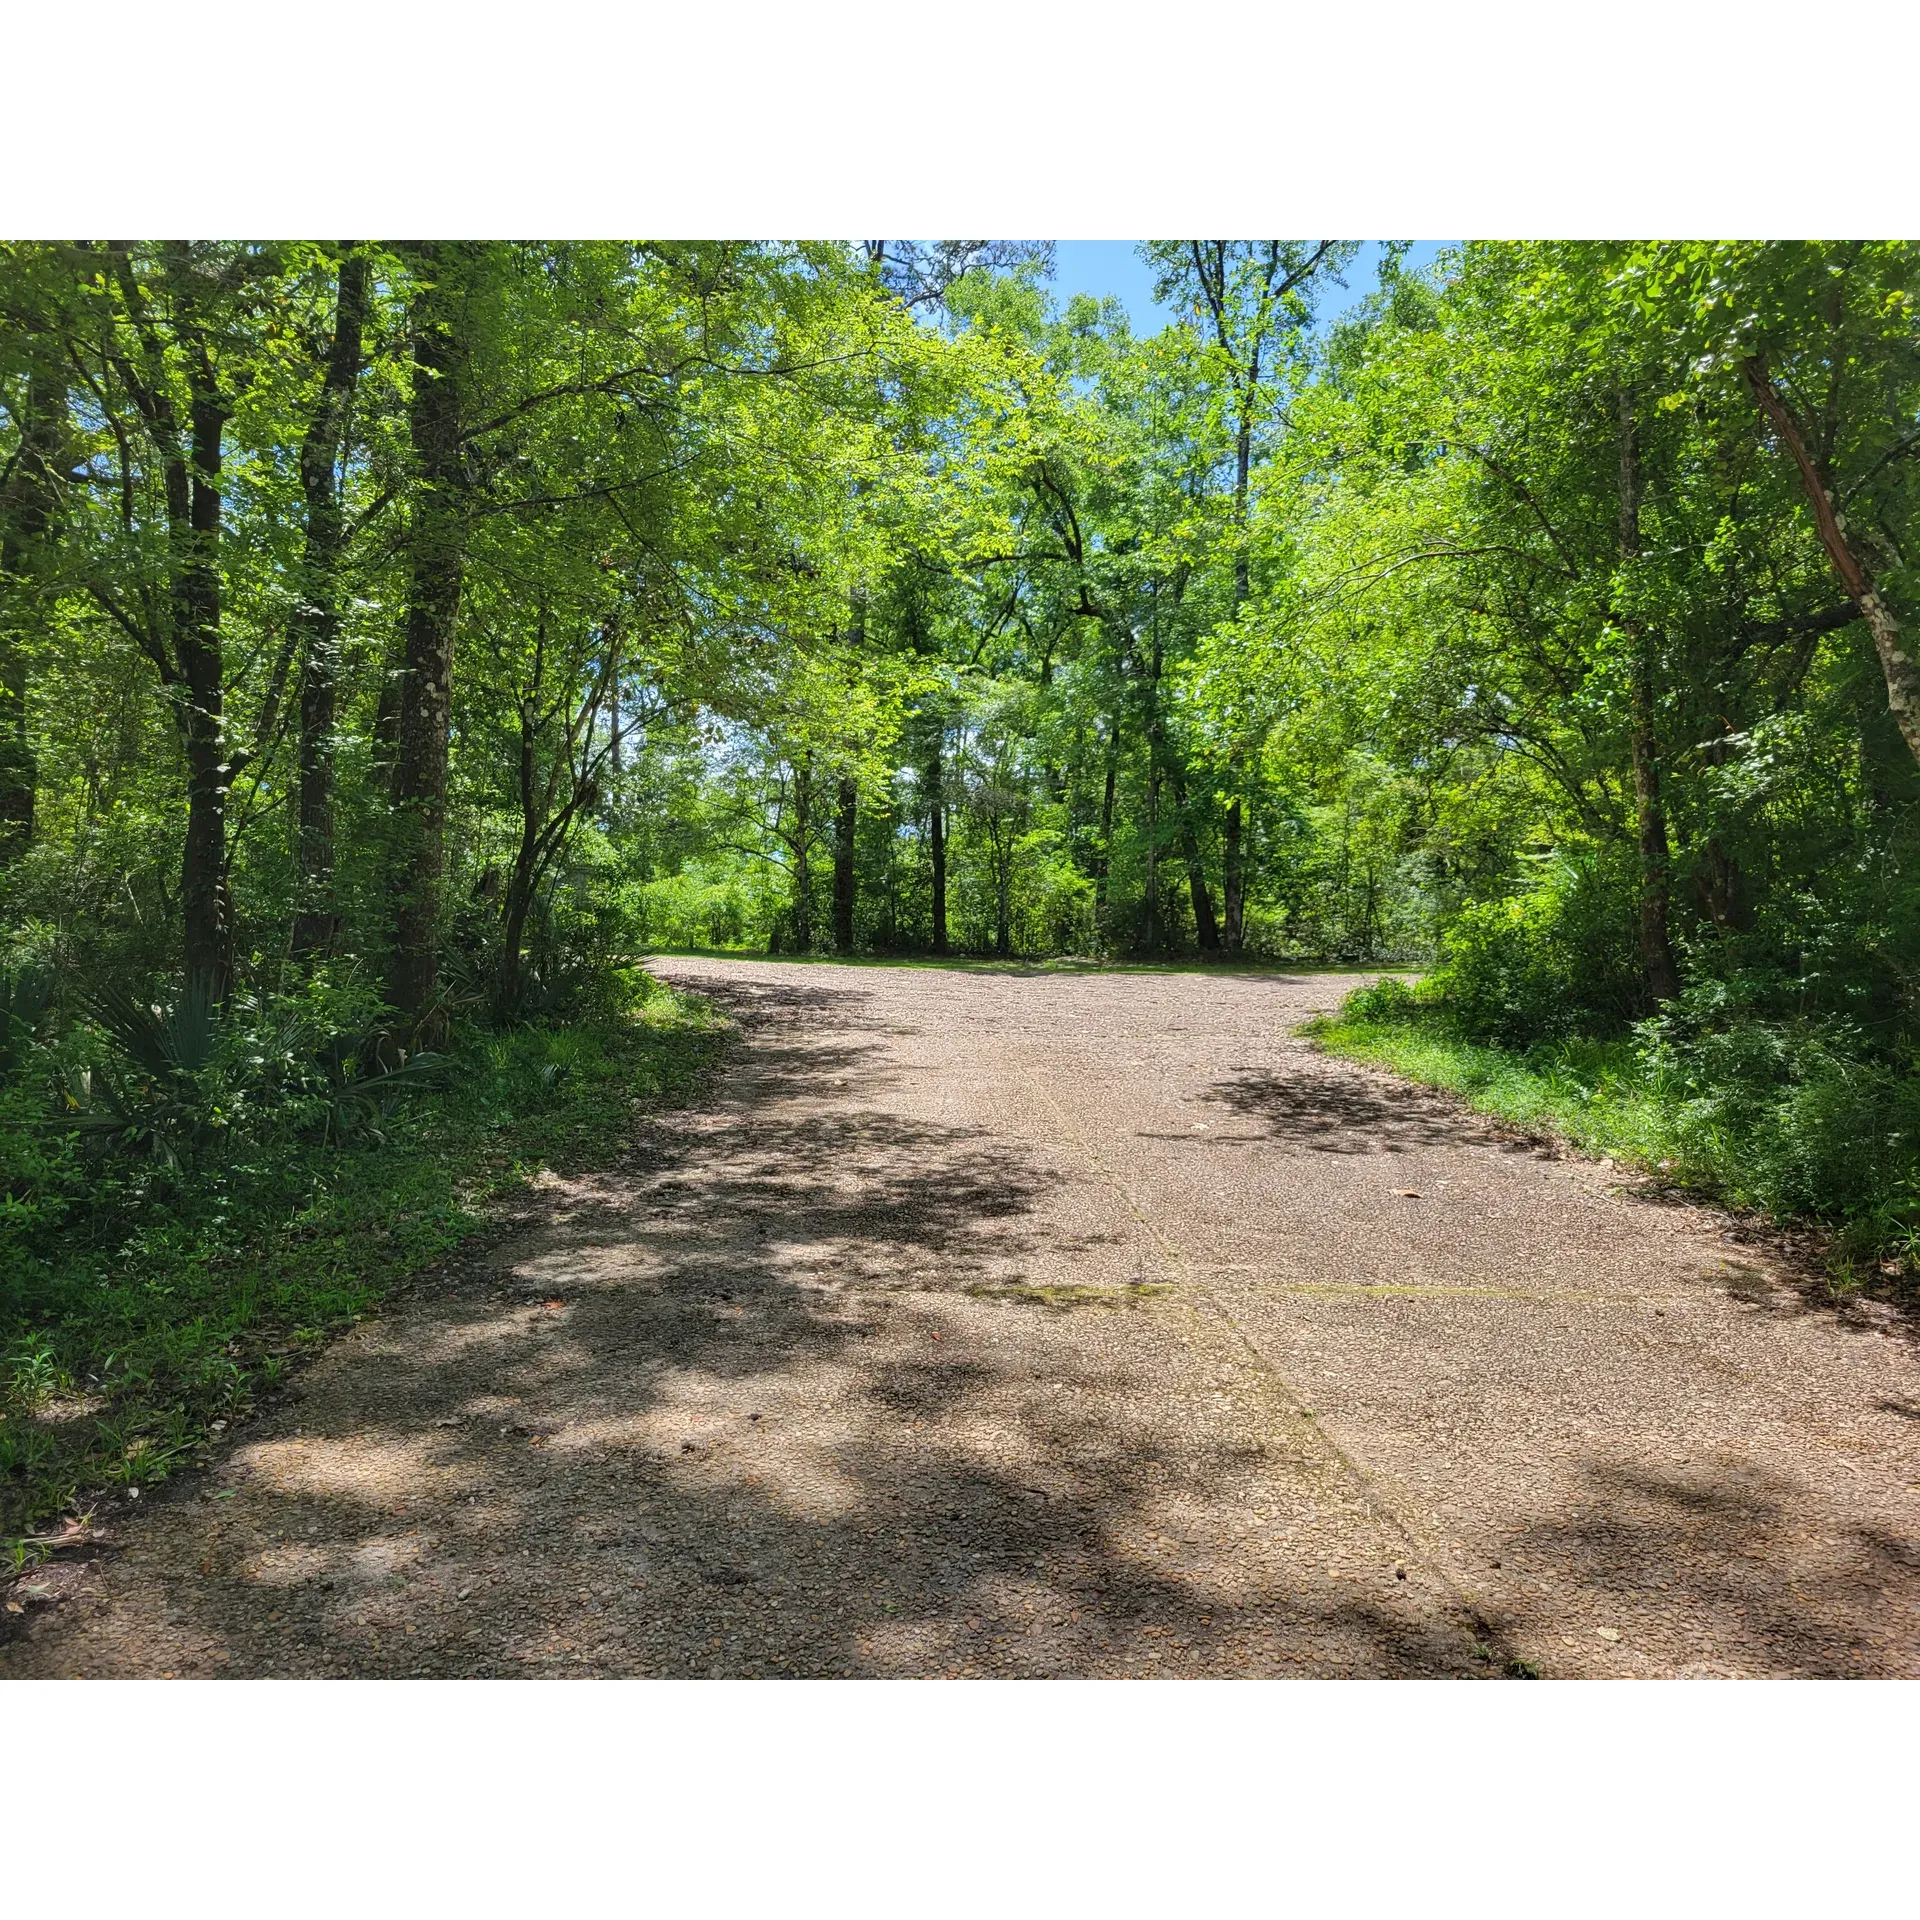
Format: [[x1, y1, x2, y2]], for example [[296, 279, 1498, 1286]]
[[1492, 1454, 1918, 1676], [1204, 1063, 1499, 1156], [12, 965, 1489, 1679]]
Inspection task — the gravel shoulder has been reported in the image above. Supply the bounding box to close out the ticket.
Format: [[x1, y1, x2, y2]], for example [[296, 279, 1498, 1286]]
[[8, 958, 1918, 1679]]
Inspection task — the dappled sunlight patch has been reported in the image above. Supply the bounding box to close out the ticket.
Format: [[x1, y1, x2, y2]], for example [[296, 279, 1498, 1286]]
[[341, 1533, 430, 1585], [237, 1432, 473, 1505], [411, 1314, 555, 1360]]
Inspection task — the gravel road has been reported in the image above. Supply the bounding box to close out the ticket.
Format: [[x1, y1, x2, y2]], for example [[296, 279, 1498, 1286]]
[[9, 957, 1919, 1679]]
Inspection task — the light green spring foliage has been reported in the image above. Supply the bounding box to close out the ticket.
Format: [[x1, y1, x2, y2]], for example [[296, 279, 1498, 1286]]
[[5, 239, 1920, 1223]]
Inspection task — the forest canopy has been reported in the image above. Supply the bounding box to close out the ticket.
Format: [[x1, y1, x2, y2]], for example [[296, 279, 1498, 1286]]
[[6, 240, 1914, 996], [3, 239, 1919, 1520]]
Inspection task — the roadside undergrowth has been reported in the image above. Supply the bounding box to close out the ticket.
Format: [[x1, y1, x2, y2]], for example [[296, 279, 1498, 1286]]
[[1307, 985, 1920, 1302], [1, 976, 728, 1559]]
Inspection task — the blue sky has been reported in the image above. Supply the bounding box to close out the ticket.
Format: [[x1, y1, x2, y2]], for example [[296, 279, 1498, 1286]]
[[1048, 240, 1450, 334]]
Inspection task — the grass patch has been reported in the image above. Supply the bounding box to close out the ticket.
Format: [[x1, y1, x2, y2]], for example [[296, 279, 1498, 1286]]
[[1307, 1013, 1673, 1167], [0, 978, 728, 1555], [1309, 991, 1920, 1292]]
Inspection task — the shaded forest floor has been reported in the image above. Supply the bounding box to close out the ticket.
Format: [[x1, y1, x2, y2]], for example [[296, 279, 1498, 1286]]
[[1, 984, 729, 1558], [7, 959, 1918, 1677]]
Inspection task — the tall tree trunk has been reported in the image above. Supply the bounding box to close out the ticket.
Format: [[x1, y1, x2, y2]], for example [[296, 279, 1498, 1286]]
[[170, 320, 233, 1002], [494, 695, 543, 1022], [1093, 720, 1118, 946], [791, 754, 813, 951], [99, 243, 231, 996], [1221, 796, 1245, 952], [926, 730, 948, 955], [1616, 389, 1680, 1005], [1218, 402, 1256, 953], [1153, 615, 1220, 953], [290, 248, 369, 960], [1168, 761, 1222, 952], [1233, 408, 1253, 603], [832, 773, 856, 953], [389, 244, 473, 1029], [1145, 746, 1163, 957], [1745, 354, 1920, 767], [0, 361, 63, 860]]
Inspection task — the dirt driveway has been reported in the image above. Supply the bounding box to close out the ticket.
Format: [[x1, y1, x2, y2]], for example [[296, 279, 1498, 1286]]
[[9, 958, 1919, 1678]]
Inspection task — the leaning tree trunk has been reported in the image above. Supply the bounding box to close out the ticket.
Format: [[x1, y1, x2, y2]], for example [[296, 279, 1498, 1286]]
[[291, 248, 369, 960], [389, 244, 473, 1030], [1616, 389, 1680, 1006], [832, 773, 856, 953], [1745, 354, 1920, 767], [0, 360, 64, 860]]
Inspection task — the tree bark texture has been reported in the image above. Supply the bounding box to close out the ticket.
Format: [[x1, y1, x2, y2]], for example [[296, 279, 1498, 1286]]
[[389, 244, 474, 1028], [1093, 721, 1118, 943], [1221, 796, 1245, 952], [926, 731, 948, 955], [790, 754, 814, 951], [0, 360, 64, 859], [290, 248, 369, 960], [832, 774, 856, 953]]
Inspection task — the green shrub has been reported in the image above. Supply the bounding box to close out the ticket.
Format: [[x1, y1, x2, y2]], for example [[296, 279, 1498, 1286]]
[[0, 974, 727, 1543], [1429, 854, 1641, 1047], [1340, 974, 1423, 1022], [1639, 994, 1920, 1234]]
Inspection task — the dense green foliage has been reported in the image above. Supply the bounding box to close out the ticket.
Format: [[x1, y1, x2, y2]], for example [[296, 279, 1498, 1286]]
[[0, 973, 723, 1545], [2, 238, 1918, 1542], [1296, 244, 1920, 1270]]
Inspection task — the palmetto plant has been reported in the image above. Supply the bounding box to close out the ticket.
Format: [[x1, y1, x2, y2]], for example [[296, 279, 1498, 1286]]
[[73, 980, 445, 1166], [75, 980, 227, 1167], [0, 962, 55, 1082]]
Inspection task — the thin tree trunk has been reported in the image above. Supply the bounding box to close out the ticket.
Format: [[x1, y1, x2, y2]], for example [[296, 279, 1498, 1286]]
[[0, 361, 63, 859], [1233, 410, 1253, 603], [173, 323, 233, 1002], [1093, 720, 1118, 946], [1145, 748, 1163, 957], [1168, 761, 1222, 952], [98, 244, 231, 996], [493, 679, 545, 1021], [1218, 399, 1255, 953], [927, 731, 947, 955], [1627, 670, 1679, 1003], [1221, 796, 1245, 952], [389, 244, 473, 1029], [1745, 354, 1920, 767], [791, 754, 813, 951], [832, 773, 856, 953], [290, 248, 369, 960], [1616, 388, 1680, 1005]]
